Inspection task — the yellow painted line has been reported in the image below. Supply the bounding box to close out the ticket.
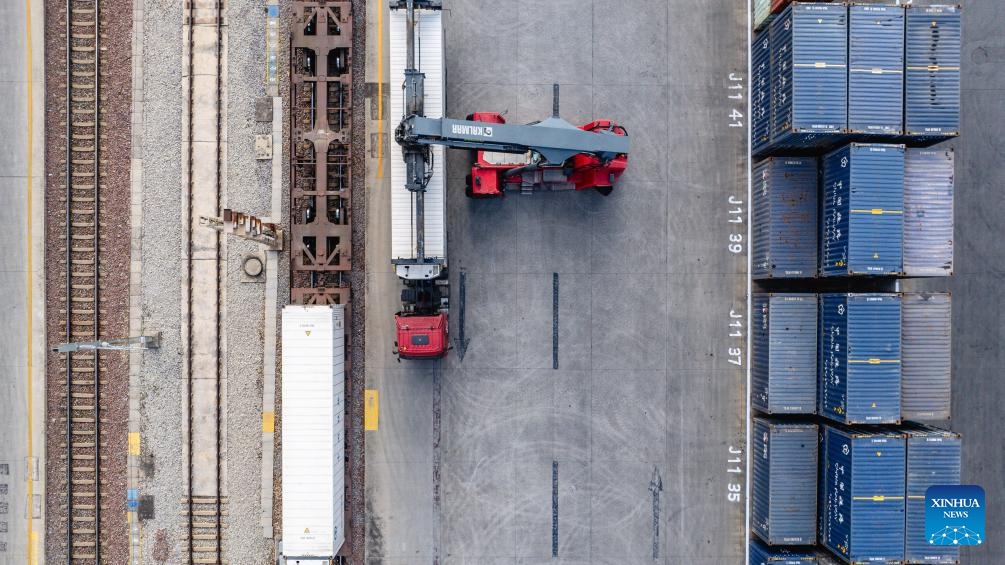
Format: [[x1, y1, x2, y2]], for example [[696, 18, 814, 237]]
[[853, 495, 904, 501], [848, 358, 901, 365], [24, 0, 37, 561], [364, 389, 379, 431], [128, 432, 141, 456], [127, 512, 132, 563], [30, 530, 38, 565], [262, 411, 275, 433], [376, 0, 384, 178], [850, 208, 903, 215]]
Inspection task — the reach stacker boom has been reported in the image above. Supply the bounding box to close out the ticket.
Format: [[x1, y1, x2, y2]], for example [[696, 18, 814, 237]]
[[390, 0, 630, 359]]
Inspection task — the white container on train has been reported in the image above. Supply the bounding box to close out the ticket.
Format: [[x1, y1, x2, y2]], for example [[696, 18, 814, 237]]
[[280, 305, 346, 563], [389, 6, 446, 278]]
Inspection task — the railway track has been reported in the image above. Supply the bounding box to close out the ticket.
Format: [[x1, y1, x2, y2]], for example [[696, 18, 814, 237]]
[[288, 2, 360, 558], [183, 0, 226, 563], [61, 0, 105, 562]]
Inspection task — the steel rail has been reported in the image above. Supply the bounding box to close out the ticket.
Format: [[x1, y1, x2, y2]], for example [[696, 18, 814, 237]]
[[185, 0, 226, 562], [213, 0, 225, 558], [65, 0, 103, 562]]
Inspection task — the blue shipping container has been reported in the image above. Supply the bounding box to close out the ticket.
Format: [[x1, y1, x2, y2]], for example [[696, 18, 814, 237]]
[[821, 426, 906, 564], [901, 293, 952, 422], [904, 148, 954, 277], [901, 424, 961, 564], [819, 293, 902, 424], [821, 143, 905, 277], [750, 538, 818, 564], [848, 4, 905, 135], [905, 5, 961, 139], [770, 3, 848, 152], [753, 294, 818, 414], [753, 157, 818, 279], [753, 419, 818, 545], [753, 28, 773, 156]]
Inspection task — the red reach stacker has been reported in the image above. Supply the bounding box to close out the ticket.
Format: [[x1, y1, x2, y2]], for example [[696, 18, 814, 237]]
[[389, 0, 630, 359]]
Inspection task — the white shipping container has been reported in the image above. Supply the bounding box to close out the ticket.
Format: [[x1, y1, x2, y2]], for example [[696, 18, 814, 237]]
[[389, 7, 446, 262], [281, 305, 345, 560], [753, 0, 772, 31]]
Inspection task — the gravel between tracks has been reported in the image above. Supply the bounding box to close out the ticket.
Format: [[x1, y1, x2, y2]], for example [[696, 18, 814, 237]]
[[221, 0, 275, 560], [132, 0, 363, 561], [135, 0, 187, 561], [135, 0, 278, 562], [44, 1, 132, 564], [348, 0, 368, 560]]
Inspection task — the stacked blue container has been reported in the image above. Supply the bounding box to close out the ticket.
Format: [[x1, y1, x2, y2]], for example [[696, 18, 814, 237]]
[[752, 157, 818, 279], [753, 419, 819, 546], [770, 3, 848, 153], [751, 4, 963, 155], [753, 29, 773, 156], [820, 144, 905, 277], [848, 4, 905, 135], [750, 538, 818, 564], [819, 293, 902, 424], [905, 5, 961, 142], [820, 426, 906, 564], [753, 294, 818, 414], [901, 424, 962, 564], [901, 293, 952, 422], [746, 5, 961, 562], [904, 149, 954, 277]]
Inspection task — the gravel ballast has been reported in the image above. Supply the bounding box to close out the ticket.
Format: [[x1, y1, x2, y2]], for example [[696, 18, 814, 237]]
[[135, 0, 187, 560], [44, 1, 133, 563]]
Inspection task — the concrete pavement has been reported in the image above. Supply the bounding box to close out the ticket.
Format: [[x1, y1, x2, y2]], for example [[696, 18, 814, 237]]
[[0, 0, 46, 562], [364, 1, 748, 563]]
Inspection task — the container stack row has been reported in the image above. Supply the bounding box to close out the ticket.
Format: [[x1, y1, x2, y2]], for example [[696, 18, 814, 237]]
[[753, 293, 951, 423], [748, 4, 962, 564], [752, 2, 961, 157], [753, 145, 954, 280], [751, 418, 962, 564]]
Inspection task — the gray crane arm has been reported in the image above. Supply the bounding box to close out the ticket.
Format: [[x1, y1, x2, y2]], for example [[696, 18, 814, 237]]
[[395, 115, 630, 165]]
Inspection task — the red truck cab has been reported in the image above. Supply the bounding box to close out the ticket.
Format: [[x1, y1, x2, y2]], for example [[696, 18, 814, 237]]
[[394, 313, 448, 359]]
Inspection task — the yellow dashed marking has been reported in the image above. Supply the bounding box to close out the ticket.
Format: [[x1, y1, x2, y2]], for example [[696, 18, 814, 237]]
[[262, 411, 275, 433], [30, 529, 39, 565], [365, 389, 379, 431], [853, 495, 903, 501], [850, 208, 903, 215], [128, 432, 141, 455]]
